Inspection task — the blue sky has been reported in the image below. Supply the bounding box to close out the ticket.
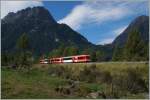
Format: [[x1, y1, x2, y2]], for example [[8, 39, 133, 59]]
[[1, 1, 149, 45], [44, 1, 82, 21], [44, 1, 148, 45]]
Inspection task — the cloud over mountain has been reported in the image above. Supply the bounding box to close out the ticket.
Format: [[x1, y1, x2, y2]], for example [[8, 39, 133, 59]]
[[58, 1, 148, 30], [113, 25, 128, 35], [97, 25, 128, 45], [97, 38, 114, 45]]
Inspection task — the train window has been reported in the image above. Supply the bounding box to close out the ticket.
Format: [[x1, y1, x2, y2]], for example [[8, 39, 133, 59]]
[[63, 57, 72, 60], [45, 59, 49, 61], [78, 56, 85, 59], [56, 59, 60, 61], [53, 58, 60, 61], [51, 59, 56, 62], [86, 56, 90, 59]]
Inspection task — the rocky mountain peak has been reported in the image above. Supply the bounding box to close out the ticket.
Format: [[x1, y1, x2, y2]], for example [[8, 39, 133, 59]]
[[1, 6, 93, 56], [2, 6, 57, 25]]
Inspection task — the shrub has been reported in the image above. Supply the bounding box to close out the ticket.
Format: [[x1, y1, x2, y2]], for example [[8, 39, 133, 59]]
[[109, 67, 148, 98], [125, 67, 148, 93], [79, 64, 112, 84], [79, 64, 98, 83], [47, 64, 148, 98], [98, 71, 112, 84], [48, 65, 64, 77], [48, 65, 74, 80]]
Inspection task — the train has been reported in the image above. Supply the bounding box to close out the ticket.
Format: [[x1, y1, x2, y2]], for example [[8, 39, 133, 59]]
[[40, 55, 90, 64]]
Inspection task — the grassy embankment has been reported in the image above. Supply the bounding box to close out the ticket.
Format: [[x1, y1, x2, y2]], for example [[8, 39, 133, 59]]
[[2, 62, 149, 99]]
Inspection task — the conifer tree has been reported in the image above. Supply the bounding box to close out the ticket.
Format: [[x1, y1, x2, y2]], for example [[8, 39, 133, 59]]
[[17, 33, 30, 52], [112, 45, 123, 61], [16, 33, 32, 70], [123, 30, 146, 61], [90, 51, 97, 62], [96, 50, 105, 61]]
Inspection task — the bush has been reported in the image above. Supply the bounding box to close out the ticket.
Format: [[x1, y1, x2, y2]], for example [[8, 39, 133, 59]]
[[125, 67, 148, 93], [10, 51, 33, 72], [79, 64, 98, 83], [47, 64, 148, 98], [48, 65, 73, 79], [98, 71, 112, 84], [48, 65, 64, 77], [79, 64, 112, 84], [108, 67, 148, 98]]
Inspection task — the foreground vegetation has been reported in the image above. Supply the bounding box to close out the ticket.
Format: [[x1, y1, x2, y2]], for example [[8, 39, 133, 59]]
[[2, 62, 149, 99], [2, 29, 148, 99]]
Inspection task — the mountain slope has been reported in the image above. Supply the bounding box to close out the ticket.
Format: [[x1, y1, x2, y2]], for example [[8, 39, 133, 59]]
[[2, 7, 93, 56], [1, 6, 149, 60], [96, 15, 149, 60], [112, 15, 149, 47]]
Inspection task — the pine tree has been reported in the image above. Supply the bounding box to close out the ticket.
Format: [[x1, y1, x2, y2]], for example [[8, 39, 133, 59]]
[[96, 50, 105, 61], [123, 30, 146, 61], [63, 47, 70, 56], [90, 51, 97, 62], [81, 48, 92, 55], [16, 33, 32, 70], [49, 49, 60, 57], [57, 43, 65, 56], [62, 46, 78, 56], [68, 46, 79, 56], [17, 33, 30, 52], [112, 45, 123, 61]]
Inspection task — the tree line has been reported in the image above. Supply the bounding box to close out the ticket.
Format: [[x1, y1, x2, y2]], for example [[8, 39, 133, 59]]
[[2, 33, 33, 70], [45, 29, 148, 62], [112, 30, 148, 61], [1, 29, 149, 69], [46, 45, 106, 62]]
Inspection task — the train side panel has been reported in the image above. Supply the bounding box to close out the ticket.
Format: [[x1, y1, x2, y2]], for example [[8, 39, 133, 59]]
[[40, 55, 91, 64]]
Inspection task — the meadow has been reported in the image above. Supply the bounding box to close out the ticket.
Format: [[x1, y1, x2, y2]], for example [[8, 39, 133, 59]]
[[2, 62, 149, 99]]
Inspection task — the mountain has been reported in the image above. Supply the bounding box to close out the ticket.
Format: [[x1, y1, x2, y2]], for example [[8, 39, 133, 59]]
[[1, 7, 93, 56], [1, 6, 149, 60], [96, 15, 149, 60], [112, 15, 149, 47]]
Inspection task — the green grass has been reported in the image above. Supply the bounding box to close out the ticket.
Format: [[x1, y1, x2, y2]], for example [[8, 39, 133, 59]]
[[2, 68, 68, 99], [35, 62, 148, 79], [2, 67, 103, 99], [2, 62, 149, 99]]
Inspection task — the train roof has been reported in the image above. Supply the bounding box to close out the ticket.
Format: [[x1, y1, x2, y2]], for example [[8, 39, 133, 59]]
[[64, 55, 89, 58], [50, 55, 90, 59]]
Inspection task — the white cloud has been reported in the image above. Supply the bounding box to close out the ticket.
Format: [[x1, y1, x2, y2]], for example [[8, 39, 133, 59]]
[[58, 1, 132, 30], [58, 0, 147, 30], [97, 38, 114, 45], [1, 1, 43, 18], [58, 5, 88, 30], [97, 25, 128, 45], [113, 25, 128, 35]]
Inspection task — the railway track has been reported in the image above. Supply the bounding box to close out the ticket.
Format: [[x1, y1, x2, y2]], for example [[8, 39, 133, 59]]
[[39, 61, 148, 65], [87, 61, 148, 64]]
